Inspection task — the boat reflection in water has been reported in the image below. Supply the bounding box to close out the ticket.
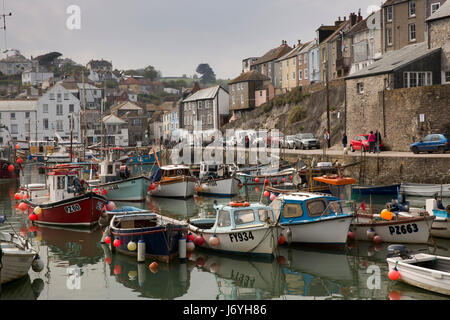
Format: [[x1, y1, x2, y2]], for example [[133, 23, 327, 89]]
[[30, 225, 104, 265], [188, 251, 284, 300], [146, 196, 198, 219], [0, 275, 44, 300], [101, 244, 191, 299]]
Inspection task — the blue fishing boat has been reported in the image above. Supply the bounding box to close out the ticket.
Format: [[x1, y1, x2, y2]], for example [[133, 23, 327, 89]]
[[270, 191, 354, 245], [126, 151, 160, 165], [109, 212, 188, 263]]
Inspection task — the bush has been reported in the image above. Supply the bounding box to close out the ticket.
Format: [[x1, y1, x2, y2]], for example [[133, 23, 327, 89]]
[[288, 105, 306, 124]]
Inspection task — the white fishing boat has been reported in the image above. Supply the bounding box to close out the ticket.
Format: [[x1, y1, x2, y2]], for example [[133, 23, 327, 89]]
[[148, 165, 196, 199], [187, 201, 282, 257], [195, 163, 241, 197], [0, 231, 38, 284], [386, 245, 450, 296], [400, 183, 450, 197]]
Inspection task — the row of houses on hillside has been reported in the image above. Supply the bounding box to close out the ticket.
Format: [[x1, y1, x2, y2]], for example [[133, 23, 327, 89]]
[[228, 0, 449, 118]]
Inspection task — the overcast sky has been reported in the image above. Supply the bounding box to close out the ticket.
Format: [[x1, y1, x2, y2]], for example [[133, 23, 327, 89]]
[[4, 0, 384, 79]]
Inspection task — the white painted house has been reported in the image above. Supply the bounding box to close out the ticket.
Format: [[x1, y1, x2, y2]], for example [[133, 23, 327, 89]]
[[36, 83, 81, 141], [100, 114, 129, 147], [0, 100, 37, 145], [22, 67, 54, 85]]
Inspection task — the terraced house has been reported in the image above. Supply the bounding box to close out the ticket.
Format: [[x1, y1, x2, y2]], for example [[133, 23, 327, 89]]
[[228, 70, 271, 112], [276, 41, 304, 93]]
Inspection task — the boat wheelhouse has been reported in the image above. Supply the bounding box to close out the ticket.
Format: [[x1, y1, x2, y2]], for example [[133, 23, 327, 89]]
[[148, 165, 196, 199]]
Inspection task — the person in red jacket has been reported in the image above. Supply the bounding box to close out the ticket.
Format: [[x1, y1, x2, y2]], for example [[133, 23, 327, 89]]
[[368, 131, 376, 153]]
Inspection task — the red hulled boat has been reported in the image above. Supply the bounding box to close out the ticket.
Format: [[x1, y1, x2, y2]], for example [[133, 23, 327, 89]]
[[23, 166, 107, 228]]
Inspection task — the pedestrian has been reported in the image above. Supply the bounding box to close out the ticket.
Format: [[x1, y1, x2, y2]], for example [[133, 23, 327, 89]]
[[323, 130, 330, 148], [342, 132, 347, 148], [368, 131, 376, 153], [375, 130, 382, 153]]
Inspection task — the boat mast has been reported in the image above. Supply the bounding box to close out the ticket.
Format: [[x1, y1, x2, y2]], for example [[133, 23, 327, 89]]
[[82, 72, 87, 160]]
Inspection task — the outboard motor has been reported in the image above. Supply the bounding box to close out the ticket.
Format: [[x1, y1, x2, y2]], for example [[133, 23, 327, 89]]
[[119, 165, 130, 179], [386, 244, 411, 259]]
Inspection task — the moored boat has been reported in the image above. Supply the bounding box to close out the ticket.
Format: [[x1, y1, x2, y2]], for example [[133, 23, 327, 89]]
[[109, 212, 188, 263], [270, 192, 354, 245], [195, 163, 241, 197], [400, 183, 450, 197], [147, 165, 196, 199], [23, 166, 107, 228], [352, 184, 401, 196], [386, 245, 450, 296], [0, 231, 39, 284], [187, 201, 282, 257]]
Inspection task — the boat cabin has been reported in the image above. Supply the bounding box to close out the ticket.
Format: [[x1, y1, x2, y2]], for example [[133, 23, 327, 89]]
[[160, 165, 192, 179], [46, 168, 83, 202], [29, 140, 56, 155], [313, 175, 356, 200], [271, 192, 354, 225], [191, 203, 275, 231], [112, 213, 159, 229], [98, 147, 127, 183], [199, 163, 235, 180]]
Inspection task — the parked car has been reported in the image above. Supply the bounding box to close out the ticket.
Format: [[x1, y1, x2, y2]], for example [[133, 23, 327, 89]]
[[410, 133, 449, 154], [294, 133, 320, 149], [350, 134, 384, 152], [282, 135, 299, 149]]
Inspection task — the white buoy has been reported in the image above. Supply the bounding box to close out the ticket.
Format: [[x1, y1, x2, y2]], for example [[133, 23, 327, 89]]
[[178, 237, 186, 260], [137, 240, 145, 262]]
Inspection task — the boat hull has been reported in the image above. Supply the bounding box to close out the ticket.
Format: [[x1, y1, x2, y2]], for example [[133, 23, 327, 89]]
[[351, 215, 434, 244], [96, 176, 151, 201], [431, 218, 450, 239], [148, 178, 195, 199], [400, 183, 450, 197], [352, 184, 400, 195], [27, 193, 106, 228], [110, 222, 187, 264], [196, 177, 240, 197], [387, 254, 450, 296], [188, 225, 281, 256], [281, 215, 353, 245]]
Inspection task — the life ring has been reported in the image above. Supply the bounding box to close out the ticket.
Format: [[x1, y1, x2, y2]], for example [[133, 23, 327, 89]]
[[229, 201, 250, 207], [176, 169, 182, 175]]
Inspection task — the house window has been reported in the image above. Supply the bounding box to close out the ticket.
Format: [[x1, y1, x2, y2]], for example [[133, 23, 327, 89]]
[[445, 71, 450, 83], [64, 93, 69, 100], [10, 112, 15, 120], [25, 112, 30, 119], [292, 58, 296, 66], [232, 95, 235, 106], [49, 93, 55, 100], [208, 114, 212, 125], [56, 104, 63, 115], [431, 3, 440, 14], [298, 55, 303, 65], [292, 72, 296, 80], [357, 82, 364, 94], [25, 123, 30, 132], [240, 94, 244, 104], [11, 124, 18, 134], [43, 118, 49, 130], [299, 70, 303, 80], [69, 104, 74, 113], [403, 72, 432, 88], [198, 101, 202, 109], [408, 24, 416, 42], [57, 93, 62, 102], [304, 69, 308, 79], [409, 1, 416, 17], [56, 120, 64, 132], [386, 6, 393, 21], [386, 28, 393, 45], [286, 60, 289, 67]]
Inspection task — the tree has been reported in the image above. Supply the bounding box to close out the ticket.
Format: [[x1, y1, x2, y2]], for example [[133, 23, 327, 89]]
[[196, 63, 216, 84], [143, 65, 159, 81]]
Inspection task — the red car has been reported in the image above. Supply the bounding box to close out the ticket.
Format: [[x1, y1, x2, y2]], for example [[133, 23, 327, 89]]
[[350, 134, 383, 152]]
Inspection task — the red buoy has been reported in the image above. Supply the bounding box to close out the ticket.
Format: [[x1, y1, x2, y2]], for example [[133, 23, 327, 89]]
[[28, 213, 37, 221], [388, 268, 401, 281], [113, 239, 121, 247], [347, 231, 355, 240], [104, 236, 111, 244], [7, 164, 14, 172], [195, 236, 205, 246], [254, 177, 260, 183], [278, 234, 286, 245], [264, 179, 269, 185], [264, 191, 270, 197], [373, 235, 383, 245]]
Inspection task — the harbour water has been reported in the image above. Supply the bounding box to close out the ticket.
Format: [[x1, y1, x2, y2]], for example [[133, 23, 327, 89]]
[[0, 164, 449, 300]]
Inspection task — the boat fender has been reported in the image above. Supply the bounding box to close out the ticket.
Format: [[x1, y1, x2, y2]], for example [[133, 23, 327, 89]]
[[31, 254, 45, 272], [208, 235, 220, 247], [137, 240, 145, 262]]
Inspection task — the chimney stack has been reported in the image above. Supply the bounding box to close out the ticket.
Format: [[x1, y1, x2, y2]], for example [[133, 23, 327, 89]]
[[350, 12, 357, 26], [357, 8, 363, 22]]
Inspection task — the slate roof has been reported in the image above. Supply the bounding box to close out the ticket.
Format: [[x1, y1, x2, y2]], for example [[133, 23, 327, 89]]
[[182, 85, 224, 102], [346, 42, 441, 79], [228, 70, 271, 84], [252, 44, 293, 66], [427, 0, 450, 22]]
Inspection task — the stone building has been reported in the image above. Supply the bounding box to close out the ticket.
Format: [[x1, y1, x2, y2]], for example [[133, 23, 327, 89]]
[[345, 42, 441, 150], [426, 0, 450, 83], [228, 70, 271, 112]]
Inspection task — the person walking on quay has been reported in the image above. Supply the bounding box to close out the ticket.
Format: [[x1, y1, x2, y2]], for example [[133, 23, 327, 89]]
[[368, 131, 376, 153], [375, 130, 382, 153], [342, 132, 347, 149]]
